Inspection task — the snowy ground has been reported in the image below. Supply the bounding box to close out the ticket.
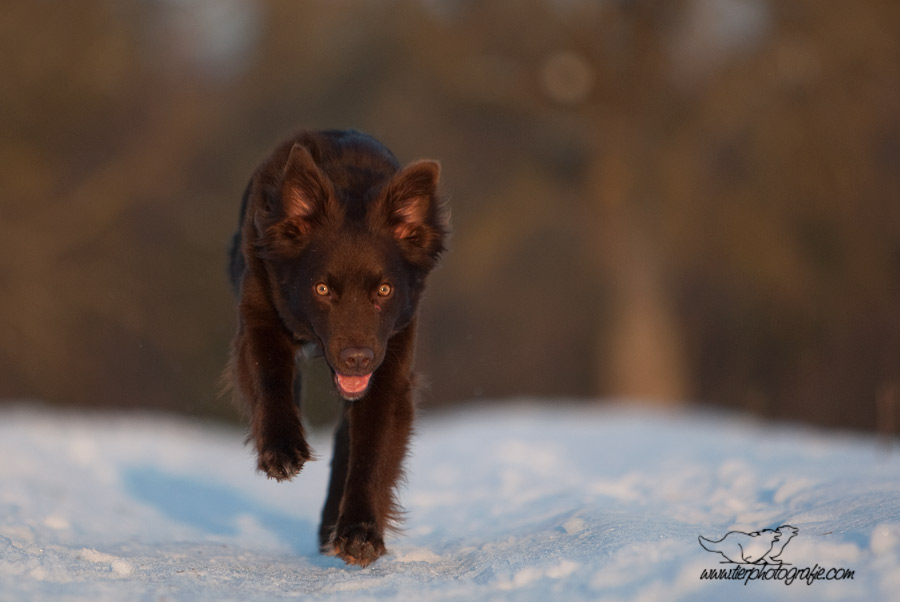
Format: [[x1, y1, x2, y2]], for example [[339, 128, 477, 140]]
[[0, 401, 899, 602]]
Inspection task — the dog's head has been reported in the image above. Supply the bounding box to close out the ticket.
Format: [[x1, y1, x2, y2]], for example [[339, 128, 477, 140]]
[[255, 142, 449, 400]]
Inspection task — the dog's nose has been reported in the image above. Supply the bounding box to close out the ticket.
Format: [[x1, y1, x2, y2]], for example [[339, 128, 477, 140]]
[[339, 347, 374, 373]]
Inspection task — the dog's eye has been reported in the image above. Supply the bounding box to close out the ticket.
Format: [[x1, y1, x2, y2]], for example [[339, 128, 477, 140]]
[[314, 283, 330, 296], [377, 283, 393, 297]]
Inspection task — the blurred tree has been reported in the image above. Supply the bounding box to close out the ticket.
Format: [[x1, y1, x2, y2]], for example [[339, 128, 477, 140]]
[[1, 0, 897, 432], [0, 0, 239, 416]]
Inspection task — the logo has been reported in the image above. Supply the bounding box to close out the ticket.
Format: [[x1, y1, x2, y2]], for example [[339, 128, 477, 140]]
[[699, 525, 798, 565], [697, 525, 855, 586]]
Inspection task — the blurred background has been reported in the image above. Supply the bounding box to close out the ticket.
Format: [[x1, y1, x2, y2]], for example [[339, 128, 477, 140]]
[[1, 0, 898, 432]]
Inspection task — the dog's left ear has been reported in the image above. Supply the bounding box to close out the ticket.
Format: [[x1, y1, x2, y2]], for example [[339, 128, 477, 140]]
[[376, 160, 448, 268]]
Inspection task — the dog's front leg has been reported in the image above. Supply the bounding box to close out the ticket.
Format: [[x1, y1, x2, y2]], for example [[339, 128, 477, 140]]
[[330, 323, 416, 567], [234, 321, 311, 482]]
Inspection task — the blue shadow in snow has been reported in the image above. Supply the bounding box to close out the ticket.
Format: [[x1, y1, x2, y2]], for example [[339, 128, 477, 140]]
[[122, 465, 317, 556]]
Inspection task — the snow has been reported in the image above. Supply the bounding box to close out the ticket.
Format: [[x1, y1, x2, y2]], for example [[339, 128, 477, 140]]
[[1, 402, 899, 601]]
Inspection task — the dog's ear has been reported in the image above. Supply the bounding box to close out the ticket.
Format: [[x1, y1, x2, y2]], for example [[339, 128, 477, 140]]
[[254, 143, 339, 257], [377, 160, 449, 268], [280, 143, 336, 233]]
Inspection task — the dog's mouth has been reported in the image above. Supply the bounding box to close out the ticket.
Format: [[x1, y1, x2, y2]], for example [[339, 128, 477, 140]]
[[333, 372, 373, 400]]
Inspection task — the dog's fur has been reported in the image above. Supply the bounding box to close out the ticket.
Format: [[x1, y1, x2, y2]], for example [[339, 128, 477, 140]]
[[226, 130, 448, 566]]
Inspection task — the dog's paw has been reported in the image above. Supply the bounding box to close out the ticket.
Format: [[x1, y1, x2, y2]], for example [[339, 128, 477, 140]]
[[256, 436, 311, 482], [331, 522, 385, 567]]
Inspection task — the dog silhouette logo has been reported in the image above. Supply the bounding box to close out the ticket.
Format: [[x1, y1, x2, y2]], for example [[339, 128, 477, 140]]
[[698, 525, 799, 565]]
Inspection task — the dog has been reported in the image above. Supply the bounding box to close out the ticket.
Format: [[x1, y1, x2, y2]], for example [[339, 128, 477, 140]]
[[226, 129, 449, 566], [698, 525, 799, 564]]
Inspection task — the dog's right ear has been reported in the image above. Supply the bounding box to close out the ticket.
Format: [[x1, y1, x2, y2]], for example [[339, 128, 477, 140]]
[[279, 143, 336, 234], [254, 143, 339, 256]]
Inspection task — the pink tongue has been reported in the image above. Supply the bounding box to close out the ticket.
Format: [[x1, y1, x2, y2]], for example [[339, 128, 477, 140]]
[[335, 373, 372, 395]]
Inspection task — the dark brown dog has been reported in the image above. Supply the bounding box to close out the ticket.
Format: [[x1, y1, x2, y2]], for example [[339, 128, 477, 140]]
[[226, 130, 448, 566]]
